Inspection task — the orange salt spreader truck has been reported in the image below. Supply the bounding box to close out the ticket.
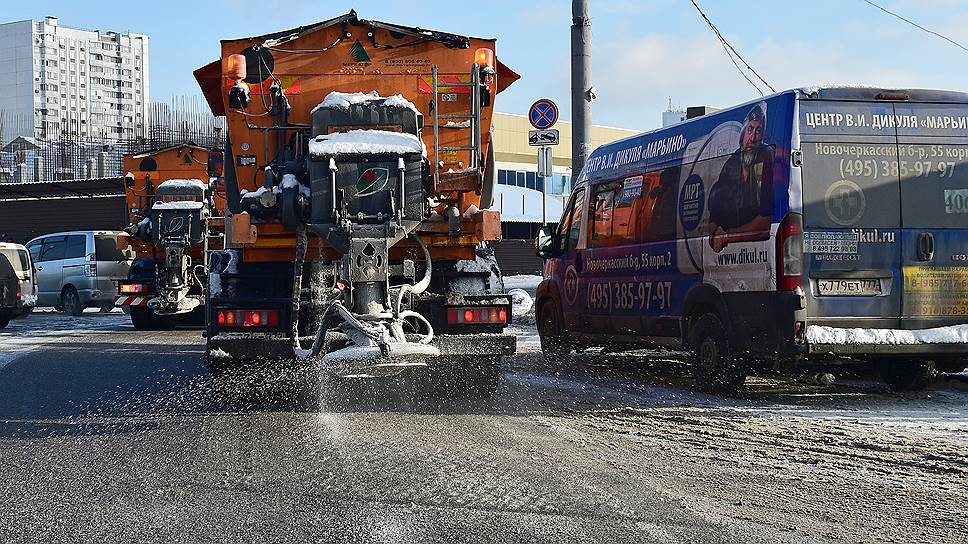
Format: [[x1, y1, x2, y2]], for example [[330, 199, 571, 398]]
[[193, 10, 520, 394], [116, 145, 225, 330]]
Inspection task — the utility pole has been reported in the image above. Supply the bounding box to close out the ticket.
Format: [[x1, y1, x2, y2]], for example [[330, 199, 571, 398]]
[[571, 0, 592, 178]]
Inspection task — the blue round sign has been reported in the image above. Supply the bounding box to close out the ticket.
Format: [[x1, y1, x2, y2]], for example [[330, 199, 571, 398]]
[[529, 99, 559, 130]]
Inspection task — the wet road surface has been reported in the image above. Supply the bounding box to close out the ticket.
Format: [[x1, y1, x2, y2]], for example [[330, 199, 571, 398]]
[[0, 311, 966, 543]]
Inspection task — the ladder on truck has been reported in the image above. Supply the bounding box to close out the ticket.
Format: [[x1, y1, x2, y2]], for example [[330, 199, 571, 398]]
[[431, 64, 483, 194]]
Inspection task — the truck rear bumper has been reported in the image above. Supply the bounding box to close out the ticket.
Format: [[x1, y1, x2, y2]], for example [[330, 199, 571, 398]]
[[207, 332, 517, 361]]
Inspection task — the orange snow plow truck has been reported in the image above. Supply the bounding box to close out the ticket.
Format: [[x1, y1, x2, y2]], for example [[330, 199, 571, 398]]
[[116, 145, 225, 330], [194, 10, 519, 395]]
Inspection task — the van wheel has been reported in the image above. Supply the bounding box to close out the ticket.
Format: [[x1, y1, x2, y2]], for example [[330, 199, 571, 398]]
[[934, 358, 967, 374], [880, 360, 936, 391], [61, 287, 83, 316], [690, 313, 747, 395], [538, 301, 570, 360], [129, 307, 155, 330]]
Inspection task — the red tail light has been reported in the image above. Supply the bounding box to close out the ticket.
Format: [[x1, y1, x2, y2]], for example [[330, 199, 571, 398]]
[[776, 213, 804, 291], [119, 283, 149, 294], [447, 306, 509, 325], [16, 278, 21, 300], [216, 309, 279, 328]]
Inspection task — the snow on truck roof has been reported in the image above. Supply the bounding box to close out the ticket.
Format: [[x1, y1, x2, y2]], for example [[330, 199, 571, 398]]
[[309, 129, 425, 157], [312, 91, 419, 115]]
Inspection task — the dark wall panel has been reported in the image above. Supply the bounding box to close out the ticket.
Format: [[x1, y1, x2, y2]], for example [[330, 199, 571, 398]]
[[0, 197, 127, 244]]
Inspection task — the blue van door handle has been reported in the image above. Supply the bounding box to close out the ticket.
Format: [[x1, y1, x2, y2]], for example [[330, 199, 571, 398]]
[[917, 232, 935, 262]]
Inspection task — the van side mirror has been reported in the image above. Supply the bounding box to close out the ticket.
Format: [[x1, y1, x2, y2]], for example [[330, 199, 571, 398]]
[[535, 226, 558, 259]]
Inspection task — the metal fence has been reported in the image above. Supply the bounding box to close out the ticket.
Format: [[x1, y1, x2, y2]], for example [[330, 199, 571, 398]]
[[0, 95, 224, 183]]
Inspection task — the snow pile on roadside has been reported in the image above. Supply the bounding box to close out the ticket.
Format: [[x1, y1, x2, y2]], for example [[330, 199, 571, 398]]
[[309, 130, 423, 156], [807, 324, 968, 345], [157, 179, 207, 191], [509, 288, 535, 325], [504, 274, 543, 292], [313, 90, 418, 113]]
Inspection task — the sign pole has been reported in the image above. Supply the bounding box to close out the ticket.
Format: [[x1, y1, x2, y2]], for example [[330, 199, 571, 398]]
[[542, 147, 547, 226]]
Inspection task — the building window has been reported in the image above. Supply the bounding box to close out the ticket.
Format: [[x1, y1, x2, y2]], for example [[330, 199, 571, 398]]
[[526, 172, 536, 190]]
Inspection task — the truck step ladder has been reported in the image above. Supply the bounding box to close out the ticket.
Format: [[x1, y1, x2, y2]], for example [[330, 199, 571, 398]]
[[431, 64, 483, 194]]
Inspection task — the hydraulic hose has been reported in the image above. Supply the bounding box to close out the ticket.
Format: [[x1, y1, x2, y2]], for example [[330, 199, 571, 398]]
[[393, 235, 432, 316]]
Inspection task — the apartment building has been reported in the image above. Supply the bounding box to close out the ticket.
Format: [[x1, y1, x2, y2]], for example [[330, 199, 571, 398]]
[[0, 16, 149, 141]]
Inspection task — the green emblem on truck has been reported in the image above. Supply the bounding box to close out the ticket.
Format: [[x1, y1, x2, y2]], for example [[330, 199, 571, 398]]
[[357, 168, 389, 197], [351, 40, 371, 63]]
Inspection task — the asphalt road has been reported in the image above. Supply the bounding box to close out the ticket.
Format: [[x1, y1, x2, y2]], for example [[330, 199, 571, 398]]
[[1, 311, 966, 543]]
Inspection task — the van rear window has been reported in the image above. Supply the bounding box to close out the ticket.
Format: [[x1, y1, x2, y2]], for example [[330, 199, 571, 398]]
[[0, 249, 28, 272], [95, 235, 127, 262]]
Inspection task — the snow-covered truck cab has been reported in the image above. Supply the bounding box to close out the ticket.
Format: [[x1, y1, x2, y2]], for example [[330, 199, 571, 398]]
[[535, 87, 968, 394]]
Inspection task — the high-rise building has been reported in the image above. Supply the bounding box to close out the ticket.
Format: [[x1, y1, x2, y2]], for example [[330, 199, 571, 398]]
[[0, 16, 149, 142]]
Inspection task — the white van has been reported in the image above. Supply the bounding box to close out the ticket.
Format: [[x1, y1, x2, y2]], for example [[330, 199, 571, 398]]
[[25, 231, 132, 316]]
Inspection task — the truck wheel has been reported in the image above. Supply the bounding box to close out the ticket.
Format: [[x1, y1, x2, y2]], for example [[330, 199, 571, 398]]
[[538, 300, 570, 360], [690, 313, 747, 395], [129, 307, 155, 330], [154, 313, 178, 330], [934, 358, 967, 374], [61, 287, 83, 316], [880, 360, 936, 391]]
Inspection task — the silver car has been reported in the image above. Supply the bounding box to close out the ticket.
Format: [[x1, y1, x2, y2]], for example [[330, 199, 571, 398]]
[[25, 231, 132, 316]]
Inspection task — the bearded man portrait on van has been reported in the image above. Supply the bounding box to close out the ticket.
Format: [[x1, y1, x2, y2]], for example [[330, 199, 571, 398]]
[[707, 102, 775, 253]]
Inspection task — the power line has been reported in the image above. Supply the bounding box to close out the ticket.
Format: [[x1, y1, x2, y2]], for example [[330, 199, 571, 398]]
[[861, 0, 968, 54], [688, 0, 776, 95]]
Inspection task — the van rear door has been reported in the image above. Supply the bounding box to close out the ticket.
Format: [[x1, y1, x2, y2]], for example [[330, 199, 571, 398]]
[[799, 100, 902, 328], [893, 102, 968, 327]]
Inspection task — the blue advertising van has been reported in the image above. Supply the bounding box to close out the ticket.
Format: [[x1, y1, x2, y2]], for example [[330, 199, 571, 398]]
[[535, 87, 968, 394]]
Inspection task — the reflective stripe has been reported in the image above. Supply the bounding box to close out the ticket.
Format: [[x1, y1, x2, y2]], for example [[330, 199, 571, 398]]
[[115, 296, 148, 306]]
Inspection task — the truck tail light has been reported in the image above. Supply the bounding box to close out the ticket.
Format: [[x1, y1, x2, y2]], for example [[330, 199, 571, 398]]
[[447, 306, 509, 325], [776, 213, 803, 291], [16, 278, 21, 300], [216, 309, 279, 328], [119, 283, 149, 294]]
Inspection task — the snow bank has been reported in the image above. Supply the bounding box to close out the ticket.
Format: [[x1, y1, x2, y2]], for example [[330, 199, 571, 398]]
[[807, 324, 968, 345], [151, 200, 204, 210], [503, 274, 544, 291], [313, 90, 418, 114], [309, 130, 424, 156], [157, 179, 206, 192], [509, 288, 535, 325]]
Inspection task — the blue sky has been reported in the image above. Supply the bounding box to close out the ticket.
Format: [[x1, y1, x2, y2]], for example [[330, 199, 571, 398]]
[[6, 1, 968, 131]]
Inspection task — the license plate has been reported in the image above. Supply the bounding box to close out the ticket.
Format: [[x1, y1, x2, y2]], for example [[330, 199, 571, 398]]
[[817, 278, 882, 296]]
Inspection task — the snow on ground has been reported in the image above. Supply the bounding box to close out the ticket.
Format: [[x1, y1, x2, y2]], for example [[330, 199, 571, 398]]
[[309, 130, 424, 156], [807, 323, 968, 344], [503, 274, 542, 293]]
